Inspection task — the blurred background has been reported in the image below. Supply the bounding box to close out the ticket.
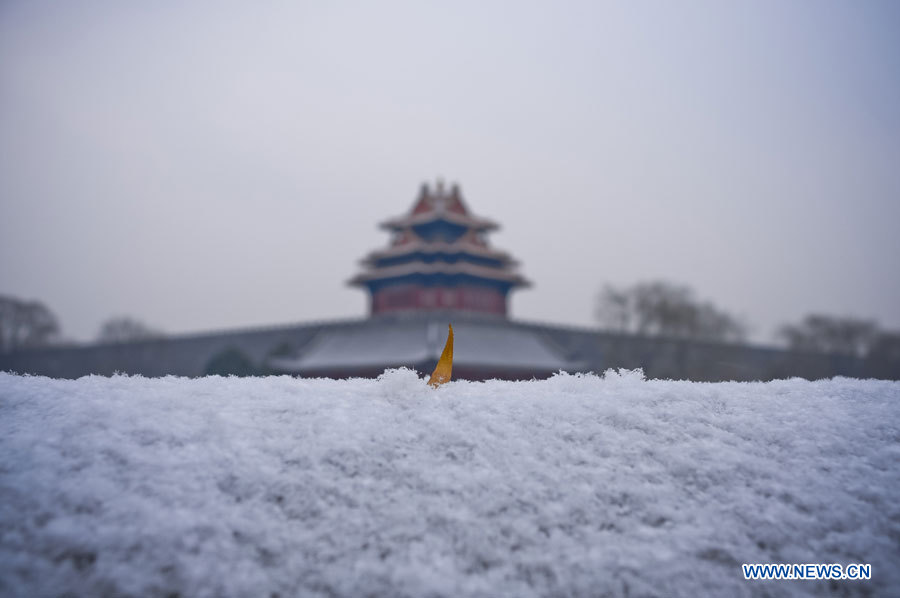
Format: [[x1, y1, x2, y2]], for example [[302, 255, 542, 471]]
[[1, 1, 899, 370]]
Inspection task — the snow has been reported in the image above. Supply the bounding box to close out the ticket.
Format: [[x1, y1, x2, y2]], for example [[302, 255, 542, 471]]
[[1, 369, 897, 597]]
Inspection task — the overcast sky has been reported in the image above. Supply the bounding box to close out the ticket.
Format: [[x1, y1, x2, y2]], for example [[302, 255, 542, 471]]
[[2, 1, 899, 343]]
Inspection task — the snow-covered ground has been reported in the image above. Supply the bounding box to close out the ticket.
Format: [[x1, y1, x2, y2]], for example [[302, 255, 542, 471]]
[[1, 370, 897, 597]]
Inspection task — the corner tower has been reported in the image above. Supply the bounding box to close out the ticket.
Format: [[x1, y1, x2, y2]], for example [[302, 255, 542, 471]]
[[349, 180, 530, 317]]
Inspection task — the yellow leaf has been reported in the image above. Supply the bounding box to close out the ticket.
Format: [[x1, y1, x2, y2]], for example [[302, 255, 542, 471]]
[[427, 324, 453, 387]]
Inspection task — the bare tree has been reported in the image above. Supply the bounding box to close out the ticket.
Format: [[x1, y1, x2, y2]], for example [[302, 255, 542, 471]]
[[0, 295, 61, 352], [691, 302, 746, 342], [595, 284, 632, 333], [97, 317, 162, 343], [632, 282, 696, 336], [778, 315, 878, 356], [596, 281, 746, 343]]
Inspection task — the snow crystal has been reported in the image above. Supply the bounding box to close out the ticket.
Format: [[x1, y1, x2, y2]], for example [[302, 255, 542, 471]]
[[0, 370, 897, 597]]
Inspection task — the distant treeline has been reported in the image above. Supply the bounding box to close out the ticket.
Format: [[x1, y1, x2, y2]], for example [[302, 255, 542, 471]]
[[3, 288, 899, 379], [595, 281, 900, 363], [0, 295, 161, 353]]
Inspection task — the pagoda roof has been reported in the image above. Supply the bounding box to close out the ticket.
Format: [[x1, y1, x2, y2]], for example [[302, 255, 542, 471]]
[[380, 181, 498, 232], [348, 261, 530, 288], [350, 181, 530, 312], [361, 239, 516, 266], [381, 210, 498, 232]]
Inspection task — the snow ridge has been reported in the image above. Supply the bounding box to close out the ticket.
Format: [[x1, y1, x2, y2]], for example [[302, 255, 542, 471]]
[[1, 370, 897, 597]]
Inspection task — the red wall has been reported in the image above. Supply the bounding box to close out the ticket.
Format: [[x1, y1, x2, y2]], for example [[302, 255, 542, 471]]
[[372, 284, 506, 316]]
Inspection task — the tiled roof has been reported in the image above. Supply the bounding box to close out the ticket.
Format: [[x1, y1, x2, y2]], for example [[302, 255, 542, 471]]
[[268, 313, 577, 374], [349, 261, 530, 286]]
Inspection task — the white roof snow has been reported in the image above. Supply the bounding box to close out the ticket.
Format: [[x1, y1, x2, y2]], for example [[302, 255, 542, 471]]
[[269, 318, 575, 373]]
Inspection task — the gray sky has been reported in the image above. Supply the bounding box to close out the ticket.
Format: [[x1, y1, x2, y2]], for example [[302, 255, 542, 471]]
[[2, 1, 899, 343]]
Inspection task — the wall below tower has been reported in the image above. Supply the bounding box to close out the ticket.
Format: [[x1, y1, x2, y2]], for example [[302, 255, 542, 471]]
[[371, 284, 507, 316]]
